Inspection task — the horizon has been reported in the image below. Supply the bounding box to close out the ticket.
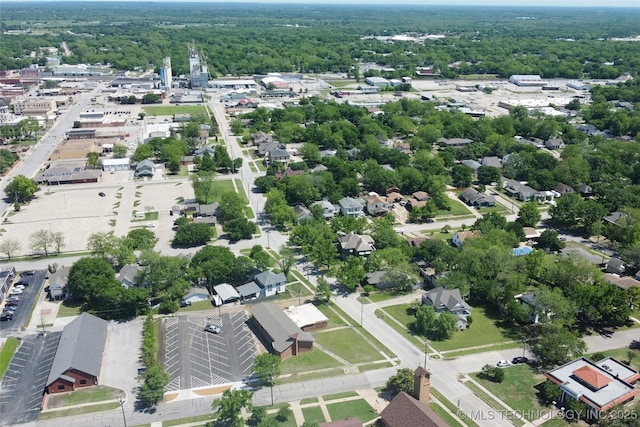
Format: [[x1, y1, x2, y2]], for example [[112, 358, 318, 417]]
[[3, 0, 639, 8]]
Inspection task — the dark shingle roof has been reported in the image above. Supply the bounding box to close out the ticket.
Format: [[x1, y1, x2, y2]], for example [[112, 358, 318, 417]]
[[252, 303, 314, 353], [46, 312, 108, 387], [380, 392, 449, 427]]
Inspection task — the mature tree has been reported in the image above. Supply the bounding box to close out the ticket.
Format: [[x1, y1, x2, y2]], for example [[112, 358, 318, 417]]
[[517, 202, 541, 227], [87, 232, 118, 257], [191, 170, 216, 204], [139, 365, 169, 406], [190, 246, 237, 288], [537, 230, 566, 252], [66, 257, 118, 302], [477, 166, 502, 185], [480, 364, 505, 383], [413, 305, 437, 336], [451, 164, 473, 188], [0, 239, 21, 260], [172, 223, 214, 248], [218, 192, 247, 222], [127, 228, 157, 251], [212, 389, 254, 427], [86, 152, 101, 169], [278, 245, 295, 276], [249, 245, 271, 270], [252, 353, 281, 388], [531, 323, 586, 367], [29, 229, 54, 256], [264, 189, 296, 229], [223, 218, 257, 240], [50, 231, 66, 254], [5, 175, 39, 203], [315, 276, 332, 303], [138, 252, 191, 298], [384, 368, 414, 398], [113, 144, 128, 158], [434, 311, 458, 340], [336, 256, 366, 291]]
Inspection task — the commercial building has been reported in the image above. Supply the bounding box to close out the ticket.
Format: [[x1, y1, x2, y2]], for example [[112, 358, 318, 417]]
[[251, 302, 314, 360]]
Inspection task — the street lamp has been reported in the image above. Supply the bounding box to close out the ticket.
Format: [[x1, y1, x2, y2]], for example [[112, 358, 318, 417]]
[[522, 337, 529, 358], [269, 363, 276, 406], [118, 392, 128, 427]]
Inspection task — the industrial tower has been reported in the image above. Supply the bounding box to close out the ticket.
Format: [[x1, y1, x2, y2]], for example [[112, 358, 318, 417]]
[[188, 43, 209, 89]]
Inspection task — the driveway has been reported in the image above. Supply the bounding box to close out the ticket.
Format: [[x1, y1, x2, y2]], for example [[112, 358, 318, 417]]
[[1, 269, 47, 337]]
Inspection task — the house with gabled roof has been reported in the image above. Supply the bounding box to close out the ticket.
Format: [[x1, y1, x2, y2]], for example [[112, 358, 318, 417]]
[[249, 270, 287, 297], [312, 200, 338, 219], [118, 264, 141, 289], [257, 141, 282, 156], [48, 266, 70, 300], [366, 194, 390, 216], [422, 287, 471, 317], [437, 137, 473, 148], [251, 302, 314, 360], [338, 197, 364, 217], [502, 178, 539, 202], [294, 204, 314, 223], [46, 312, 108, 394], [459, 188, 495, 207], [544, 357, 640, 420], [338, 232, 376, 257], [135, 159, 155, 177], [452, 230, 478, 248], [267, 148, 290, 165]]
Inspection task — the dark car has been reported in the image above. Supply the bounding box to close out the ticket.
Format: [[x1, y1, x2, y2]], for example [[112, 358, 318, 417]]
[[98, 192, 106, 197], [4, 305, 17, 312], [180, 300, 192, 308], [15, 280, 28, 286], [0, 312, 13, 321], [630, 340, 640, 350], [512, 356, 529, 365], [6, 301, 19, 307], [23, 270, 34, 276]]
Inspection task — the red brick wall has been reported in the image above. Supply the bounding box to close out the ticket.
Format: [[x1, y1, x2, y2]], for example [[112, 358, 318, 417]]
[[46, 369, 97, 394]]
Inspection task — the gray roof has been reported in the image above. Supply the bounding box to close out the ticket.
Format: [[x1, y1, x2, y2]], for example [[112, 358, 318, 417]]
[[253, 271, 286, 288], [481, 156, 502, 168], [339, 197, 363, 209], [423, 287, 471, 312], [461, 160, 481, 171], [365, 271, 386, 285], [49, 266, 70, 290], [185, 286, 210, 299], [237, 281, 261, 297], [252, 303, 314, 353], [47, 312, 108, 387], [213, 283, 240, 302], [118, 264, 140, 285], [268, 149, 289, 158]]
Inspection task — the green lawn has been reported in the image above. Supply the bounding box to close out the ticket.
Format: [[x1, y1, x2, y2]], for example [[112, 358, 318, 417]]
[[47, 385, 121, 408], [323, 391, 358, 401], [0, 337, 20, 380], [367, 291, 403, 303], [429, 403, 465, 427], [437, 199, 474, 218], [471, 364, 548, 422], [143, 105, 208, 116], [382, 303, 416, 328], [476, 204, 511, 215], [541, 417, 571, 427], [431, 388, 480, 427], [302, 406, 326, 424], [278, 282, 313, 301], [314, 303, 348, 327], [326, 399, 378, 423], [280, 348, 341, 377], [178, 300, 215, 312], [314, 328, 384, 364], [163, 414, 214, 426], [38, 402, 120, 420], [300, 397, 318, 405]]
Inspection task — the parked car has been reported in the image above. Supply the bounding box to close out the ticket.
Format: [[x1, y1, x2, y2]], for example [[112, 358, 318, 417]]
[[180, 300, 192, 308], [497, 360, 511, 368], [4, 305, 17, 312], [22, 271, 34, 276], [204, 324, 221, 334], [6, 301, 19, 307], [512, 356, 528, 365], [14, 284, 25, 289], [98, 192, 106, 197], [630, 340, 640, 350], [0, 312, 13, 321], [15, 280, 28, 286], [7, 295, 20, 301], [10, 289, 23, 295]]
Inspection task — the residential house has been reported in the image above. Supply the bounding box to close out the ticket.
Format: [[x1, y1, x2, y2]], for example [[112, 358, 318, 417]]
[[311, 164, 328, 173], [605, 258, 626, 274], [194, 146, 216, 158], [407, 191, 431, 210], [46, 313, 108, 394], [266, 149, 290, 165], [544, 357, 640, 420], [545, 138, 565, 150], [579, 183, 594, 197], [251, 302, 315, 360], [395, 142, 412, 156], [294, 204, 315, 223], [555, 182, 575, 196], [515, 292, 539, 324], [452, 230, 478, 248], [182, 287, 210, 305], [249, 270, 287, 297], [364, 271, 391, 289], [319, 149, 337, 158], [437, 137, 473, 148], [422, 287, 471, 317], [338, 197, 364, 217], [481, 156, 502, 169], [366, 194, 391, 216], [257, 141, 281, 156], [252, 131, 273, 145], [459, 188, 495, 207], [461, 159, 481, 173], [274, 168, 304, 180], [48, 266, 70, 300], [118, 264, 141, 289], [603, 274, 640, 291], [603, 211, 629, 227], [135, 159, 155, 178], [312, 200, 338, 219], [197, 203, 219, 218], [502, 178, 540, 202], [236, 281, 262, 301], [338, 232, 376, 257]]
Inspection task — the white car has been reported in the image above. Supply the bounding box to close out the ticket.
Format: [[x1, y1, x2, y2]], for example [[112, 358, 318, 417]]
[[497, 360, 511, 368], [10, 289, 24, 295], [204, 324, 221, 334]]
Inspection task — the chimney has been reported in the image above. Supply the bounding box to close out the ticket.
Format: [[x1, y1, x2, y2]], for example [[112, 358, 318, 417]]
[[413, 366, 431, 404]]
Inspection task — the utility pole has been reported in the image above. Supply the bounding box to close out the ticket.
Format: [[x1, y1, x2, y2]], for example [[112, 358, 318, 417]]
[[118, 392, 128, 427]]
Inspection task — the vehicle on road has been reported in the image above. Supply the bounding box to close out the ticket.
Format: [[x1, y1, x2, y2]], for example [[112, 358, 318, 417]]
[[98, 192, 106, 197], [10, 289, 23, 295], [6, 301, 19, 307], [497, 360, 511, 368], [512, 356, 528, 364], [7, 296, 20, 302], [4, 305, 17, 312], [204, 324, 221, 334], [23, 271, 34, 276], [1, 312, 13, 321]]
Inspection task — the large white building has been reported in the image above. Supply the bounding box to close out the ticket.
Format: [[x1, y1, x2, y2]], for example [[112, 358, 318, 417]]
[[508, 75, 548, 87], [161, 57, 172, 89]]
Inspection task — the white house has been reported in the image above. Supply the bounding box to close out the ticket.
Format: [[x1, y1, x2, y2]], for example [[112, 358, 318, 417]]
[[249, 270, 287, 297], [366, 194, 390, 216], [338, 197, 364, 217], [312, 200, 338, 219]]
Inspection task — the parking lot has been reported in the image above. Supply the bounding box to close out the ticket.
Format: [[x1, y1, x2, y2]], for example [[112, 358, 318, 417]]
[[0, 269, 47, 336], [0, 332, 61, 426], [163, 312, 255, 392]]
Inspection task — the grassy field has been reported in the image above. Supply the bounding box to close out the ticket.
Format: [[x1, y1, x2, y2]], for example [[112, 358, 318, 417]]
[[381, 304, 515, 353], [471, 364, 548, 422], [177, 300, 215, 313], [38, 402, 120, 420], [279, 348, 341, 377], [429, 403, 465, 427], [300, 397, 318, 405], [315, 303, 348, 327], [278, 281, 313, 301], [367, 291, 404, 303], [47, 385, 121, 409], [56, 300, 83, 317], [143, 105, 208, 116], [314, 328, 384, 364], [437, 199, 475, 218], [301, 406, 326, 424], [0, 337, 20, 380], [323, 391, 358, 401], [586, 347, 640, 371], [326, 399, 377, 423], [431, 388, 480, 427], [163, 414, 214, 426]]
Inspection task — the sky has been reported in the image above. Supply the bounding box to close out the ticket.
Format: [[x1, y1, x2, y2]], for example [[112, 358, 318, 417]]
[[10, 0, 640, 6]]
